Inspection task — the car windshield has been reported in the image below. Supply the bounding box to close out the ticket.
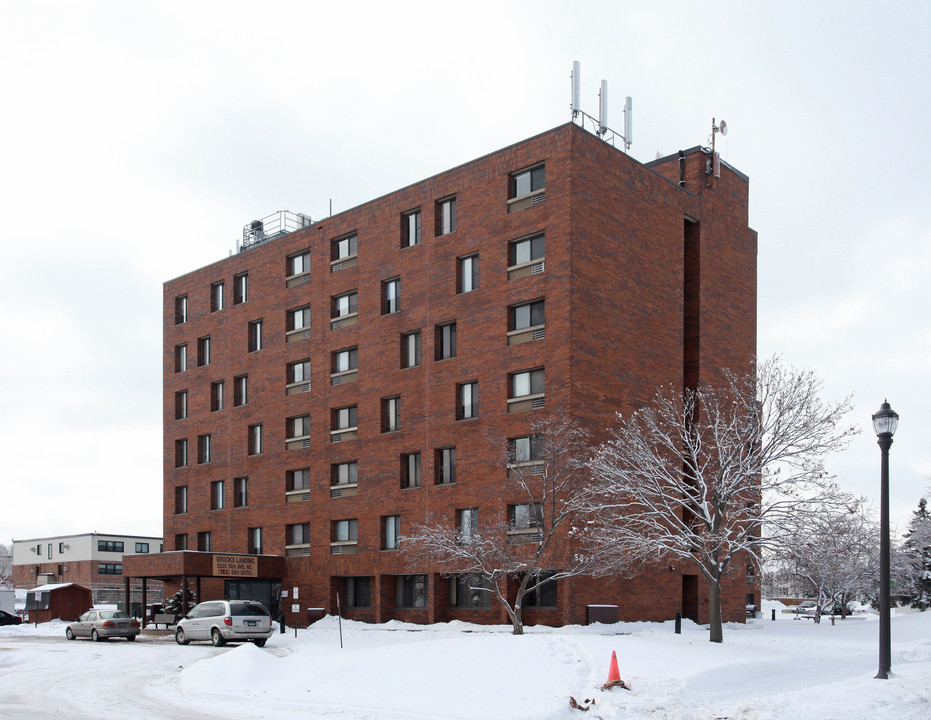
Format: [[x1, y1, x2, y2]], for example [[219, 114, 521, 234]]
[[98, 611, 130, 619], [231, 603, 268, 617]]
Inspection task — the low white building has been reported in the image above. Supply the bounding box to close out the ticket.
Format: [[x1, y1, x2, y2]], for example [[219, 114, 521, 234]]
[[12, 532, 163, 605]]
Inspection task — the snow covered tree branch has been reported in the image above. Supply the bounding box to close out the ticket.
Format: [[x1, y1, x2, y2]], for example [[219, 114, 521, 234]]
[[401, 418, 597, 635], [581, 357, 859, 642]]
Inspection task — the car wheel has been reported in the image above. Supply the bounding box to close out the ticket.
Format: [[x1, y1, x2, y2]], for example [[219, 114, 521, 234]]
[[91, 629, 102, 642], [175, 627, 190, 645], [211, 628, 226, 647], [65, 627, 75, 641], [126, 635, 136, 641], [253, 638, 266, 648]]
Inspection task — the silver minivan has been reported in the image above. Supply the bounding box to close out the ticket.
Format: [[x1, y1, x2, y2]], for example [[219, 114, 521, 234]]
[[175, 600, 273, 647]]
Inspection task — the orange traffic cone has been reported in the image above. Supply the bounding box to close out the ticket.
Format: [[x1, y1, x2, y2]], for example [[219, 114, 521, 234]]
[[607, 650, 621, 683]]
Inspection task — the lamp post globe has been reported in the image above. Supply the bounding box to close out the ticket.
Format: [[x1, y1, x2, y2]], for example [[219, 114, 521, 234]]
[[872, 400, 898, 680]]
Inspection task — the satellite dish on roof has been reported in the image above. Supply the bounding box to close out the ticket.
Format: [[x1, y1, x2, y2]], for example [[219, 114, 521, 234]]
[[719, 120, 728, 136]]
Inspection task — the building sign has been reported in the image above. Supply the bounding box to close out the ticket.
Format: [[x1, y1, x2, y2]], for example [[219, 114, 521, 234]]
[[212, 555, 257, 578]]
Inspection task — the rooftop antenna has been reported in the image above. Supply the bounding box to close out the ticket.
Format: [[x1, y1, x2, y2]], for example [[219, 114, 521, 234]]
[[598, 80, 609, 136], [706, 117, 728, 185], [569, 61, 632, 152], [571, 61, 581, 119]]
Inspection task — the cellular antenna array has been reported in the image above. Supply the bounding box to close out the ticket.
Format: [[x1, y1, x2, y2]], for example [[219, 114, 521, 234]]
[[570, 61, 632, 152]]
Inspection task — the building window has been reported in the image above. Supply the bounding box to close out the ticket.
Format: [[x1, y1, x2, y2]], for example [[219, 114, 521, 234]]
[[98, 563, 123, 575], [436, 196, 457, 236], [331, 233, 358, 271], [248, 527, 262, 554], [233, 374, 248, 406], [287, 522, 310, 545], [382, 396, 400, 433], [509, 502, 543, 532], [435, 447, 456, 485], [174, 295, 188, 325], [97, 540, 125, 552], [211, 380, 225, 411], [508, 233, 546, 279], [234, 477, 249, 508], [511, 299, 545, 331], [233, 272, 248, 304], [457, 254, 478, 293], [331, 346, 358, 385], [175, 390, 188, 420], [458, 508, 478, 543], [450, 574, 491, 609], [332, 233, 358, 261], [248, 320, 263, 352], [175, 344, 188, 373], [510, 435, 543, 464], [333, 519, 358, 543], [174, 439, 188, 468], [332, 347, 358, 374], [509, 164, 546, 212], [197, 434, 211, 464], [211, 281, 225, 312], [211, 480, 225, 510], [345, 577, 371, 608], [197, 531, 211, 552], [174, 485, 188, 514], [508, 368, 545, 412], [135, 542, 149, 553], [435, 322, 457, 360], [287, 359, 311, 394], [331, 291, 359, 329], [401, 452, 421, 489], [197, 336, 211, 367], [286, 522, 310, 556], [248, 424, 263, 455], [382, 277, 400, 314], [175, 533, 188, 551], [287, 250, 311, 278], [401, 209, 421, 247], [524, 572, 558, 608], [383, 515, 401, 550], [401, 331, 421, 369], [331, 405, 358, 442], [287, 468, 310, 491], [457, 381, 478, 420], [287, 415, 311, 441], [332, 461, 358, 486], [288, 305, 311, 334], [396, 574, 427, 609]]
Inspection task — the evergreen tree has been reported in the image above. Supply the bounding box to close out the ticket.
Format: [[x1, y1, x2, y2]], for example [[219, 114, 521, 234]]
[[162, 583, 198, 615], [902, 497, 931, 610]]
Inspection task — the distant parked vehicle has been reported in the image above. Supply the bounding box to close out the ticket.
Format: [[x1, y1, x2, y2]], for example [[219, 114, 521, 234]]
[[175, 600, 273, 647], [66, 610, 140, 641], [0, 609, 23, 626]]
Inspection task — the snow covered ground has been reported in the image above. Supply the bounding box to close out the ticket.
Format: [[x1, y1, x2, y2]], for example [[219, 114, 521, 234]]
[[0, 602, 929, 719]]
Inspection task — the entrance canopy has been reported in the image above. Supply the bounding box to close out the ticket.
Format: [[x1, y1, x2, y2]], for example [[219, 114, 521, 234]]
[[123, 551, 285, 624]]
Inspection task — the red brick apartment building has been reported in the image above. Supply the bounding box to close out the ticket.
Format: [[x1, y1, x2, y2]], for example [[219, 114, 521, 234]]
[[126, 122, 758, 627]]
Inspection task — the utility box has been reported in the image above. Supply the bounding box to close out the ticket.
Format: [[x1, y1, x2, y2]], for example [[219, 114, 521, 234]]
[[0, 589, 15, 614], [587, 605, 619, 625]]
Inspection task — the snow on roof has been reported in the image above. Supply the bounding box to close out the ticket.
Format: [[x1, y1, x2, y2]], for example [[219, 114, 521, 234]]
[[27, 583, 80, 593]]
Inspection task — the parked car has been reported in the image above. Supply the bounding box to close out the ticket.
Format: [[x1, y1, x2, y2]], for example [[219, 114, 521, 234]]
[[66, 610, 140, 641], [175, 600, 273, 647], [0, 609, 23, 626], [796, 600, 819, 615]]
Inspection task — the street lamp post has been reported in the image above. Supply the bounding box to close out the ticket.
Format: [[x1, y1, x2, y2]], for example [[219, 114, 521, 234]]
[[872, 400, 899, 680]]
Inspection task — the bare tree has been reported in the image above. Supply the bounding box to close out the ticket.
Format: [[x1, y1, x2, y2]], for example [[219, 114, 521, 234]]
[[582, 357, 859, 642], [0, 542, 12, 585], [401, 418, 596, 635], [779, 495, 879, 617]]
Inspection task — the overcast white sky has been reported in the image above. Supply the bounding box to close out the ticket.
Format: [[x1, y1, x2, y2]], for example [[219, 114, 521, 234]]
[[1, 1, 928, 544]]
